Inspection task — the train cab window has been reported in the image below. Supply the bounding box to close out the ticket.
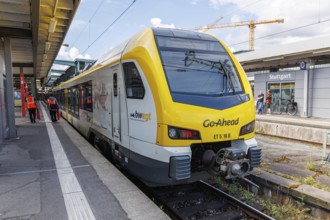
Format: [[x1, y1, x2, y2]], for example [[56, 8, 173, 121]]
[[156, 37, 243, 96], [123, 62, 145, 99]]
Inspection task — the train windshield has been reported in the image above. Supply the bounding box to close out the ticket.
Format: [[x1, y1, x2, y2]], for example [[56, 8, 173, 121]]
[[156, 36, 244, 97]]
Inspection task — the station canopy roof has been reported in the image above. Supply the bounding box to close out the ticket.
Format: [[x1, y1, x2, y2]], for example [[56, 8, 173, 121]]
[[0, 0, 80, 82], [235, 35, 330, 72]]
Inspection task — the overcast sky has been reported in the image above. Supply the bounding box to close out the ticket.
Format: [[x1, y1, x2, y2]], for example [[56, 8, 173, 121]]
[[56, 0, 330, 62]]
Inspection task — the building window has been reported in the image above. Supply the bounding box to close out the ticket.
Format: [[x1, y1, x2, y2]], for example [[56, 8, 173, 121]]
[[123, 62, 145, 99], [268, 82, 295, 114]]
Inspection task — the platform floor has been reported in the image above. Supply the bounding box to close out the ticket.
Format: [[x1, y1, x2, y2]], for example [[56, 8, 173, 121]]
[[0, 104, 169, 220], [256, 113, 330, 129]]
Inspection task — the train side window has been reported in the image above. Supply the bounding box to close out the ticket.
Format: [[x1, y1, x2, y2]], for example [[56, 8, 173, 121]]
[[83, 81, 93, 112], [58, 90, 63, 108], [60, 89, 65, 109], [123, 62, 145, 99], [74, 86, 79, 115], [79, 84, 84, 109], [68, 88, 72, 112], [71, 87, 77, 114], [113, 73, 118, 97]]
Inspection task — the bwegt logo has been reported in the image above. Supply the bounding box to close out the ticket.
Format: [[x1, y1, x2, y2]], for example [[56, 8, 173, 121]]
[[130, 111, 151, 122], [203, 118, 239, 127]]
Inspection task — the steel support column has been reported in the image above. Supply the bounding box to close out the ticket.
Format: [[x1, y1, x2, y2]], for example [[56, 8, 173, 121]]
[[20, 73, 26, 117], [4, 38, 16, 138], [0, 41, 4, 148], [302, 59, 314, 118]]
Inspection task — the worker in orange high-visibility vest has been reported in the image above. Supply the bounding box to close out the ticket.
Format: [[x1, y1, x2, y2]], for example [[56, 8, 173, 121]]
[[47, 94, 59, 122], [26, 92, 37, 123], [86, 95, 92, 111]]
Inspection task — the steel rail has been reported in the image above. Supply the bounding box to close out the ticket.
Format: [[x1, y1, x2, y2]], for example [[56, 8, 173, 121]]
[[200, 180, 275, 220]]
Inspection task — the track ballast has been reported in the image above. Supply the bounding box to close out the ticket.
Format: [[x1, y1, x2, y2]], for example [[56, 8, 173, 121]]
[[151, 180, 274, 220]]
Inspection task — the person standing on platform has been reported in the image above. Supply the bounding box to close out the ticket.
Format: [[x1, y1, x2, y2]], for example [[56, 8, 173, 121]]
[[257, 90, 264, 114], [47, 94, 59, 122], [266, 89, 272, 115], [26, 92, 37, 123]]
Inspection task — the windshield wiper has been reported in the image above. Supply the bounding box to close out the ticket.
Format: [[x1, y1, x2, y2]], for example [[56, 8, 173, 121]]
[[184, 51, 236, 94], [218, 59, 236, 94]]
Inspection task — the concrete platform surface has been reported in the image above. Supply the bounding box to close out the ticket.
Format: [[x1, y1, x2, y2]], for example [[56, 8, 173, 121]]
[[0, 105, 169, 220], [254, 134, 330, 212], [256, 114, 330, 145]]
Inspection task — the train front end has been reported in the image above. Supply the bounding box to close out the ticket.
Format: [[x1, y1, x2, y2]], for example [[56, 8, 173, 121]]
[[152, 28, 261, 184]]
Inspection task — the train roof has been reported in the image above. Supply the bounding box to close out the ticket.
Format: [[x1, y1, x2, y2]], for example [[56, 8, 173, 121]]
[[93, 28, 218, 68], [152, 27, 218, 41], [53, 28, 220, 89]]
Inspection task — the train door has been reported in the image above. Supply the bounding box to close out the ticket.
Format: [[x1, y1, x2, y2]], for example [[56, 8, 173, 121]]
[[111, 65, 129, 148], [112, 72, 121, 141]]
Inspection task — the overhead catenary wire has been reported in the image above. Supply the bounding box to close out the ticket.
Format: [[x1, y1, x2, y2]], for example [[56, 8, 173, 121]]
[[222, 0, 263, 19], [82, 0, 137, 54], [71, 0, 106, 48], [228, 17, 330, 48]]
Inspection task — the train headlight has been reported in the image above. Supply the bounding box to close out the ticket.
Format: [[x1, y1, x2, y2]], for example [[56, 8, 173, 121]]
[[168, 126, 201, 140], [239, 120, 255, 136]]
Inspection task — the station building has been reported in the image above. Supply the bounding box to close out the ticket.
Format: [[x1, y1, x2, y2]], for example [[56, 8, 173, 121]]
[[235, 35, 330, 119]]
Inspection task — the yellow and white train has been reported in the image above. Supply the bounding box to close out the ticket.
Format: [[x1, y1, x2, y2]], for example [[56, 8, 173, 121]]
[[52, 28, 261, 186]]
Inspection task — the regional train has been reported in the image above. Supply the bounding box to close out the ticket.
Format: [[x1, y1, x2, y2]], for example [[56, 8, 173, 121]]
[[52, 28, 261, 186]]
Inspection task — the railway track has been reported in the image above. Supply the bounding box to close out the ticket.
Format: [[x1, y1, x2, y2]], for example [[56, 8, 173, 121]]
[[151, 180, 274, 220], [83, 127, 274, 219]]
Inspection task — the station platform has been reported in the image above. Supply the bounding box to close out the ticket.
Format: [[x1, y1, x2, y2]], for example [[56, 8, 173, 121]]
[[254, 114, 330, 218], [0, 103, 169, 220], [256, 113, 330, 145]]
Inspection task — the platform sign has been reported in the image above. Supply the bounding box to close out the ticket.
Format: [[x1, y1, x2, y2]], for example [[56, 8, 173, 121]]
[[268, 73, 295, 81], [300, 61, 307, 70]]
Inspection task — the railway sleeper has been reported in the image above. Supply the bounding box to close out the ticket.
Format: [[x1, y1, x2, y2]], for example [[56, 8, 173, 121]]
[[203, 210, 243, 220], [166, 192, 208, 205], [179, 200, 237, 219], [155, 184, 197, 197]]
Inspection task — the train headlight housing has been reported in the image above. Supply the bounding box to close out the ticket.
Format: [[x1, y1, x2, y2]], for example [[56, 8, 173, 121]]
[[239, 120, 255, 136], [168, 126, 201, 140]]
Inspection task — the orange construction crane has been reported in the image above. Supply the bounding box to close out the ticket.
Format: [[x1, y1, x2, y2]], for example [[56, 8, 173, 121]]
[[192, 19, 284, 50], [199, 16, 224, 32]]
